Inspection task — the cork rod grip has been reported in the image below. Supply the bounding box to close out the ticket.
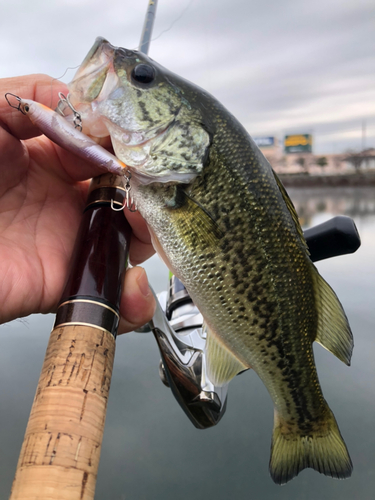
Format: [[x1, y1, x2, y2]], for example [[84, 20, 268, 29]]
[[10, 324, 115, 500], [10, 174, 132, 499]]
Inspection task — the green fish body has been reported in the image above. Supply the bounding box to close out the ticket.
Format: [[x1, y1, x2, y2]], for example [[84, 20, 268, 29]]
[[69, 38, 353, 484]]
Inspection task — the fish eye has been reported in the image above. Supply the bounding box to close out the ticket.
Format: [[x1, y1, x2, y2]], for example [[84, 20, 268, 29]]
[[24, 104, 30, 113], [131, 64, 155, 85]]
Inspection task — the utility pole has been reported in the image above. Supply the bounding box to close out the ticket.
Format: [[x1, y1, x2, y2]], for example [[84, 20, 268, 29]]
[[362, 119, 366, 151]]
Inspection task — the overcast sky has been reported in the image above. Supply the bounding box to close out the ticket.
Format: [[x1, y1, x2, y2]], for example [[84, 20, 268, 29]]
[[1, 0, 374, 154]]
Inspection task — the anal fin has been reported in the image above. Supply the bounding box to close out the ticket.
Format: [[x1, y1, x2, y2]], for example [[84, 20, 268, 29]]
[[204, 323, 249, 386], [312, 271, 353, 365]]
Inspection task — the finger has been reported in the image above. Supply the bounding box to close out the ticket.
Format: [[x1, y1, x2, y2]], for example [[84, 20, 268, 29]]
[[117, 266, 156, 334], [1, 74, 68, 140], [125, 209, 152, 244], [129, 235, 156, 266], [0, 75, 69, 186], [29, 136, 113, 183], [124, 210, 155, 264], [0, 123, 28, 191]]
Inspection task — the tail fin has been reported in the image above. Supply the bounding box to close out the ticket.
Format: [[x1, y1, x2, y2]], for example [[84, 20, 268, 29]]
[[269, 408, 352, 484]]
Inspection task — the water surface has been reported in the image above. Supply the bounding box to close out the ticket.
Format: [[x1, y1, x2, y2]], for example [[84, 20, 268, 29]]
[[1, 186, 374, 499]]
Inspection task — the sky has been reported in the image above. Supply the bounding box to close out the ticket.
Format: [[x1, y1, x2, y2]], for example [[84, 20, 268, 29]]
[[0, 0, 374, 154]]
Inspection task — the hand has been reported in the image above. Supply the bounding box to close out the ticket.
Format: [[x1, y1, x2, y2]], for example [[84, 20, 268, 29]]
[[0, 74, 156, 331]]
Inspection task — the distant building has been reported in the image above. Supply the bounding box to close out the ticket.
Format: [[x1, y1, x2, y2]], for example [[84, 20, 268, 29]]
[[256, 137, 375, 175], [341, 149, 375, 171]]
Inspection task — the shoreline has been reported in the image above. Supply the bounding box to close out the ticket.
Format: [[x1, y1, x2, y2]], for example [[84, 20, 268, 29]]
[[278, 172, 375, 188]]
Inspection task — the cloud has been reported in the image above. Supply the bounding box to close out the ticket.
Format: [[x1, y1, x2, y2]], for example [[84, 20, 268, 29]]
[[1, 0, 374, 153]]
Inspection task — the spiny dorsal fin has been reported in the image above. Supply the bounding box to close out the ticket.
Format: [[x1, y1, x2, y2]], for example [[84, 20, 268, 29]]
[[272, 170, 309, 254], [204, 323, 249, 386], [312, 270, 353, 365]]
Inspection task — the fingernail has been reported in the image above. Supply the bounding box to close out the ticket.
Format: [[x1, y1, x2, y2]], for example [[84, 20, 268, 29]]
[[137, 268, 151, 297]]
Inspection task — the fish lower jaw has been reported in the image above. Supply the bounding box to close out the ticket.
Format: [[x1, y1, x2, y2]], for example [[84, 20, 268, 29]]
[[112, 142, 199, 184], [126, 165, 198, 186]]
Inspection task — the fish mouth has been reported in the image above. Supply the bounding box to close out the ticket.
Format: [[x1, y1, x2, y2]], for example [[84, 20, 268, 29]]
[[69, 37, 116, 103], [67, 38, 165, 143]]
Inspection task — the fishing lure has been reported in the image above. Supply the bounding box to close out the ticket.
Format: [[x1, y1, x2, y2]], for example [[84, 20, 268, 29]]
[[5, 92, 137, 211]]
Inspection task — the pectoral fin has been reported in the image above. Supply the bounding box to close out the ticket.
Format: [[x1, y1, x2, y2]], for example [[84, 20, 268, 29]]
[[173, 192, 223, 248], [204, 323, 249, 386]]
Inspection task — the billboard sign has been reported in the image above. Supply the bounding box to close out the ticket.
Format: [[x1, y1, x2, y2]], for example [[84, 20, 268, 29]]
[[253, 136, 275, 148], [284, 134, 312, 153]]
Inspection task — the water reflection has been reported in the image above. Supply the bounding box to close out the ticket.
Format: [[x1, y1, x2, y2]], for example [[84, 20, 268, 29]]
[[0, 187, 374, 500], [288, 186, 375, 227]]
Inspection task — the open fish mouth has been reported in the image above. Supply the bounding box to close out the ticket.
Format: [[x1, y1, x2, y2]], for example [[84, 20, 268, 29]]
[[69, 37, 116, 105], [66, 38, 176, 163], [65, 37, 120, 139]]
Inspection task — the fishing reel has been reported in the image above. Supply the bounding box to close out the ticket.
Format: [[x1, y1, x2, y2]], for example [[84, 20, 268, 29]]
[[142, 216, 360, 429]]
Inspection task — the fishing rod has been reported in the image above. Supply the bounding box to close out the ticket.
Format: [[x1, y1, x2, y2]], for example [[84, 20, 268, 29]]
[[9, 2, 158, 499], [139, 0, 158, 54]]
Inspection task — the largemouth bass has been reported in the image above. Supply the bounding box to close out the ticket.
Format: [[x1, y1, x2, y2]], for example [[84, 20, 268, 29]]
[[68, 37, 353, 484]]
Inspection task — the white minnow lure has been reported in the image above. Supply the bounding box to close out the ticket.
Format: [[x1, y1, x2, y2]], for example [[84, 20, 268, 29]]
[[5, 93, 129, 178]]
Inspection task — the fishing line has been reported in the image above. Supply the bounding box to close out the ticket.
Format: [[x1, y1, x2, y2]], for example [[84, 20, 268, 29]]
[[47, 0, 195, 107], [135, 0, 195, 49], [152, 0, 194, 43], [47, 1, 195, 106], [49, 64, 81, 108]]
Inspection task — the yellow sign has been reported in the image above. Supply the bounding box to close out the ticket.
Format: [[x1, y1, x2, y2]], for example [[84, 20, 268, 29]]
[[284, 134, 312, 153]]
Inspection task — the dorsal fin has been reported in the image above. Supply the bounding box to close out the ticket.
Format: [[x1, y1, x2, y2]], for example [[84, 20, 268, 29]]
[[271, 170, 353, 364], [272, 170, 309, 254]]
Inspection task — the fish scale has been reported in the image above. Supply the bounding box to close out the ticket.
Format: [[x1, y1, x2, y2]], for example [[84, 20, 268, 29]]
[[68, 37, 354, 484]]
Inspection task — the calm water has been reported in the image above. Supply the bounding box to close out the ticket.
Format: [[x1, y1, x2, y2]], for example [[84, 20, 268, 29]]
[[1, 187, 374, 499]]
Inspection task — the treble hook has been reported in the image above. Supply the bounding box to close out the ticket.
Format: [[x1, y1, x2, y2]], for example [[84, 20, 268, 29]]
[[4, 93, 26, 114], [110, 199, 126, 212], [110, 195, 138, 213], [57, 92, 83, 131], [125, 178, 138, 212], [110, 177, 138, 212]]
